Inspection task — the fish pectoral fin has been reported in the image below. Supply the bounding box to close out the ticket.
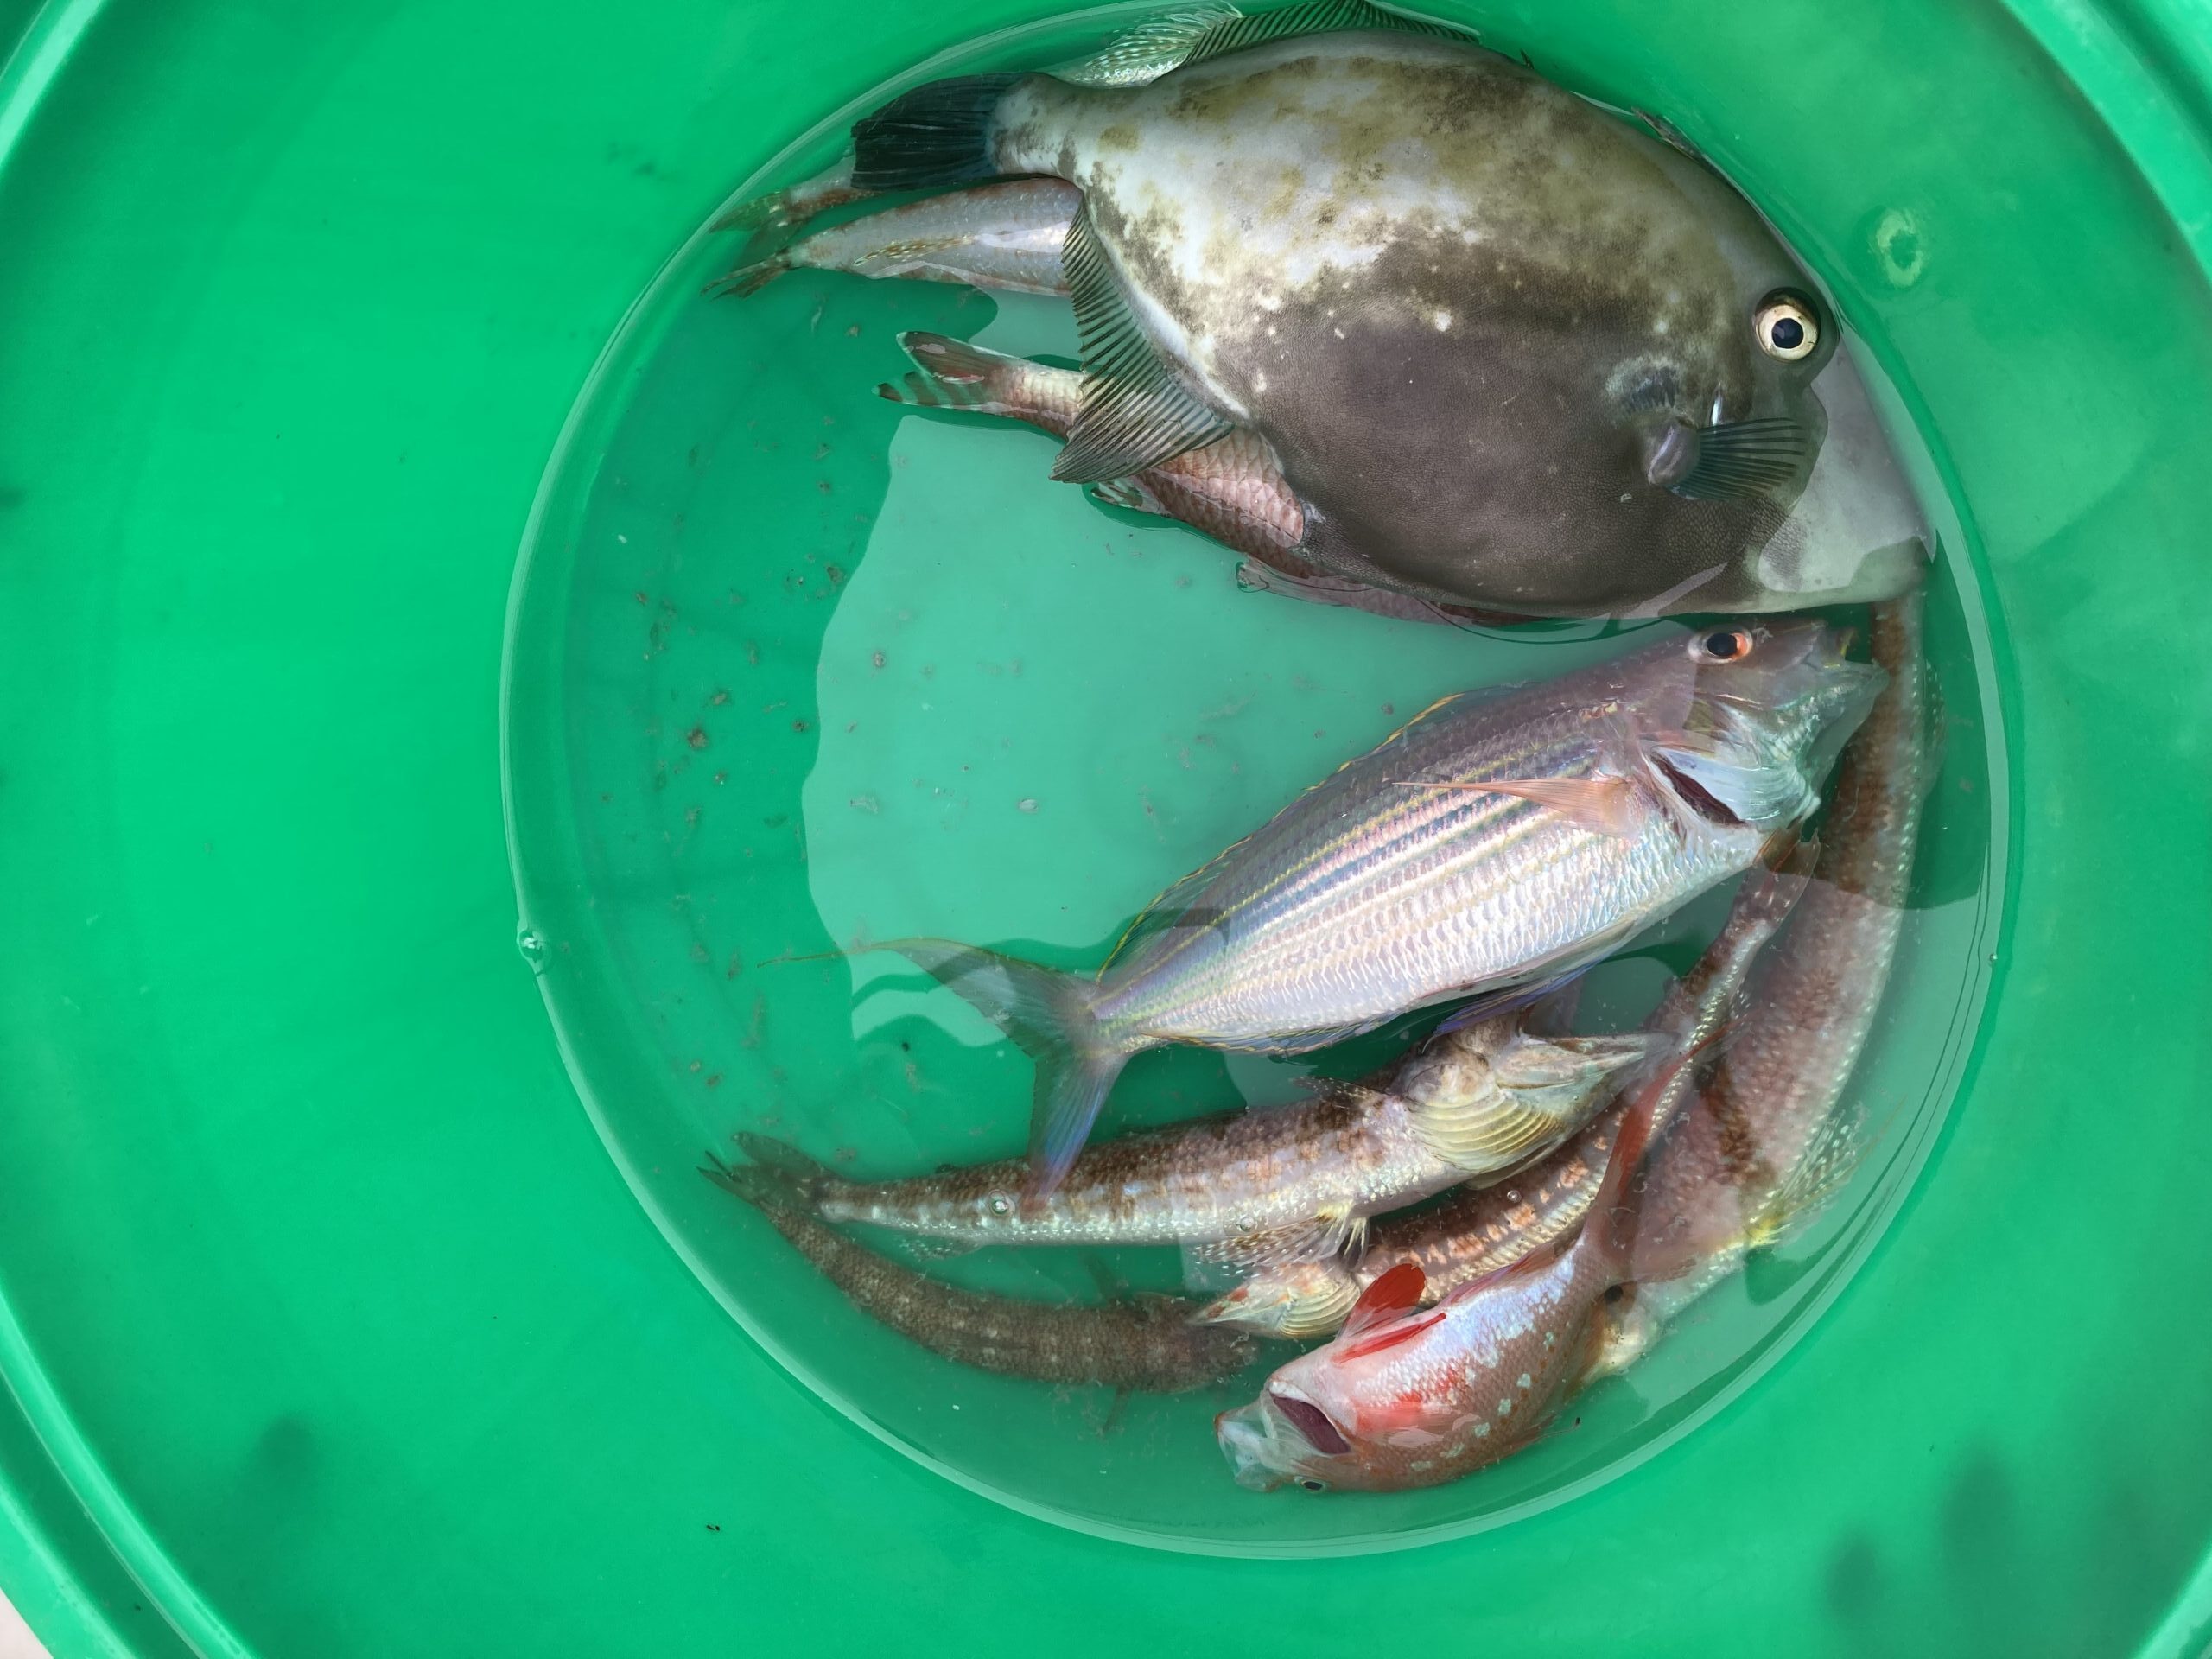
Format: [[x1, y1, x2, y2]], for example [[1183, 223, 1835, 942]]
[[1052, 207, 1235, 483], [1413, 1093, 1583, 1177], [1198, 1222, 1332, 1270], [1341, 1261, 1427, 1340], [1391, 774, 1642, 837], [1314, 1202, 1367, 1261]]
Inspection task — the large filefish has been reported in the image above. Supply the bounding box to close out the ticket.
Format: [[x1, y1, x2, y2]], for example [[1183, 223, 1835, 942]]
[[769, 2, 1924, 617], [870, 620, 1883, 1192], [735, 1014, 1650, 1262]]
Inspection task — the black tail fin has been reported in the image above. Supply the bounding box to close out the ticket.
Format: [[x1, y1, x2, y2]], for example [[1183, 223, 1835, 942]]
[[851, 73, 1025, 191]]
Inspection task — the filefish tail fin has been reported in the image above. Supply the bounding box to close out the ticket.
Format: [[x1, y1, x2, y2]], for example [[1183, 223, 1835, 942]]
[[704, 252, 789, 299], [875, 938, 1124, 1196], [877, 331, 1020, 415], [730, 1132, 834, 1202], [850, 73, 1026, 192]]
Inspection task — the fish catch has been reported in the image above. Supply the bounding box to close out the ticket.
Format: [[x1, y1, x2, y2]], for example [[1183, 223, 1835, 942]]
[[1203, 845, 1810, 1338], [736, 1014, 1651, 1262], [1214, 1035, 1698, 1492], [750, 1, 1925, 617], [703, 1157, 1253, 1393], [871, 620, 1882, 1192]]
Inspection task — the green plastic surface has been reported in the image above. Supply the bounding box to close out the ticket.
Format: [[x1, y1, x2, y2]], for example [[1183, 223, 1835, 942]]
[[1, 0, 2209, 1652]]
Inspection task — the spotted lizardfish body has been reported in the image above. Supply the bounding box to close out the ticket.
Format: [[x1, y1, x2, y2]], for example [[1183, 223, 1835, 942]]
[[1202, 848, 1810, 1338], [779, 3, 1925, 617], [874, 621, 1883, 1192], [702, 1160, 1251, 1392], [736, 1014, 1651, 1262]]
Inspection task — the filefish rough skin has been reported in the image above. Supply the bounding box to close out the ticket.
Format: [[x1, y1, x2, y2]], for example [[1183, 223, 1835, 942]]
[[844, 29, 1926, 616], [738, 1016, 1651, 1260], [1215, 1046, 1689, 1492], [1203, 847, 1808, 1338], [703, 1160, 1252, 1393], [1618, 589, 1929, 1333], [713, 177, 1081, 297], [877, 620, 1883, 1192]]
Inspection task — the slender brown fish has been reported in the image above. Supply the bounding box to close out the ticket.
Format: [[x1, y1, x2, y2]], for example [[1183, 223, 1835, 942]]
[[878, 330, 1510, 626], [740, 1014, 1650, 1262], [704, 1158, 1252, 1393]]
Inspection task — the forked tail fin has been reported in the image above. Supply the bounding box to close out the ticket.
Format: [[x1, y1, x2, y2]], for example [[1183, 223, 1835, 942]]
[[876, 938, 1126, 1195]]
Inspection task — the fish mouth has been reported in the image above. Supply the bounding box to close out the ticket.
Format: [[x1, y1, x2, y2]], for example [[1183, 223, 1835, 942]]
[[1215, 1402, 1297, 1491]]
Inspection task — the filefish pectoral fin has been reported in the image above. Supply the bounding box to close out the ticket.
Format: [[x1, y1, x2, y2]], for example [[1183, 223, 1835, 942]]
[[1052, 207, 1236, 482]]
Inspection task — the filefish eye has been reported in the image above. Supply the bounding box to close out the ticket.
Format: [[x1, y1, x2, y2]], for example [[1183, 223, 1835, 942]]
[[1299, 1478, 1330, 1492], [1753, 291, 1820, 361], [1689, 627, 1757, 664]]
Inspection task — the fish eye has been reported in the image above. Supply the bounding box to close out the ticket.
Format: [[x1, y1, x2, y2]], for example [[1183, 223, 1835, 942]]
[[1754, 291, 1820, 361], [1689, 627, 1757, 664], [1299, 1478, 1330, 1492]]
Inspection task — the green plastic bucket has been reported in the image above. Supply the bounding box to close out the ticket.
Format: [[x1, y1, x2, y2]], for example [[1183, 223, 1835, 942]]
[[3, 0, 2209, 1653]]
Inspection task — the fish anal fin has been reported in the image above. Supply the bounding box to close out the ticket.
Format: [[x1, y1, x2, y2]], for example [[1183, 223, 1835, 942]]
[[1053, 207, 1234, 483]]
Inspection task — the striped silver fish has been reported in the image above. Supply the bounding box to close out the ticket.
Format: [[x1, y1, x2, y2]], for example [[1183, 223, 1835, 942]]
[[874, 620, 1884, 1192]]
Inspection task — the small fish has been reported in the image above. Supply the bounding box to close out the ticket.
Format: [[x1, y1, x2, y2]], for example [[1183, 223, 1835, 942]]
[[780, 6, 1926, 617], [873, 621, 1881, 1192], [702, 1157, 1252, 1393], [713, 177, 1081, 297], [882, 331, 1515, 626], [1203, 845, 1810, 1338], [738, 1014, 1652, 1262], [1215, 1037, 1696, 1492]]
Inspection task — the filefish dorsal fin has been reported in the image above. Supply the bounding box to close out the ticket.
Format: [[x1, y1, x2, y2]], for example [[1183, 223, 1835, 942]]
[[1053, 207, 1236, 482], [1052, 4, 1243, 86], [1172, 0, 1480, 70]]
